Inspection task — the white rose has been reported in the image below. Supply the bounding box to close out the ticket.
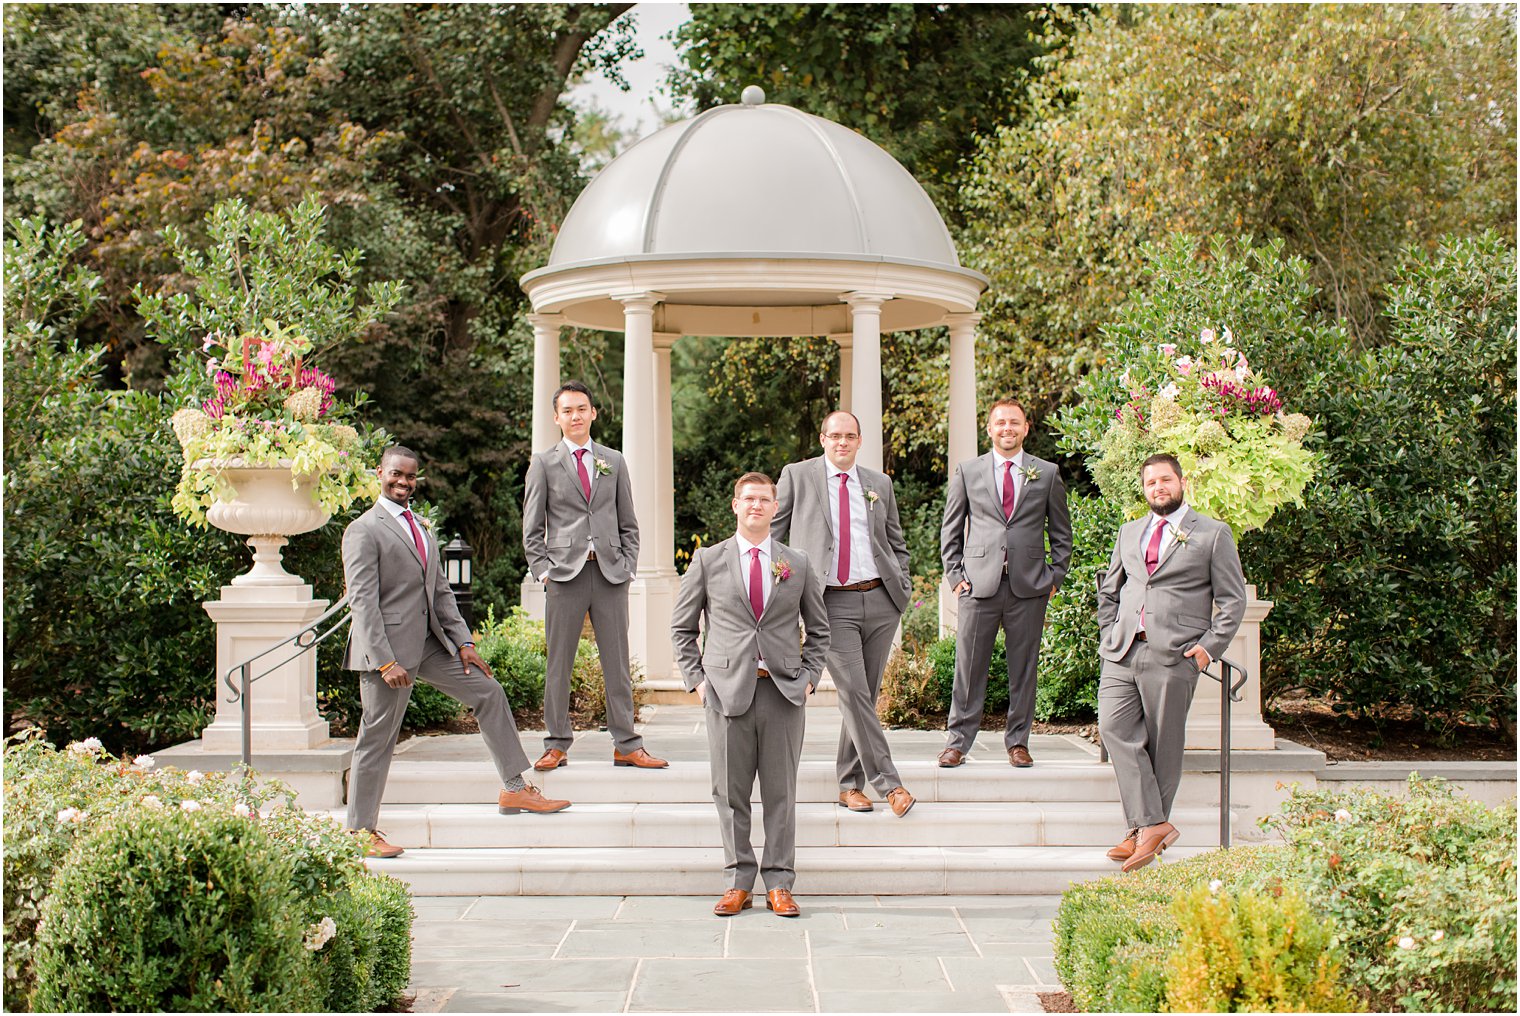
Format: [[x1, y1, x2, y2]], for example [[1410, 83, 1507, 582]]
[[180, 800, 203, 813], [186, 770, 204, 785], [141, 795, 163, 810], [55, 807, 85, 825], [1334, 809, 1353, 822], [68, 737, 104, 755], [1208, 879, 1224, 894], [132, 755, 156, 770], [1398, 936, 1415, 950]]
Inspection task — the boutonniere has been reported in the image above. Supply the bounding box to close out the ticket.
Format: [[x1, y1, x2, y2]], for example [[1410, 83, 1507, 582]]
[[865, 490, 880, 511], [415, 514, 433, 530], [1020, 465, 1041, 483], [593, 457, 611, 476], [1171, 529, 1189, 546], [772, 559, 792, 582]]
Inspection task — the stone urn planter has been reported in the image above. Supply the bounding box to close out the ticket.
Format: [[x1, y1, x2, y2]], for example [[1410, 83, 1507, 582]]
[[196, 459, 331, 587]]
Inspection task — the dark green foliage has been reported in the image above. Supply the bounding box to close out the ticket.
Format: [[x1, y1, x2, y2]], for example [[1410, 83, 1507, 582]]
[[1036, 494, 1124, 722], [308, 874, 414, 1012], [31, 809, 322, 1012]]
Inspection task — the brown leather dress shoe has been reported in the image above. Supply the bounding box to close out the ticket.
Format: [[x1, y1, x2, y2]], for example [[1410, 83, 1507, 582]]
[[713, 888, 752, 916], [1122, 822, 1179, 872], [533, 748, 568, 771], [887, 787, 916, 817], [937, 747, 966, 767], [613, 747, 669, 769], [359, 831, 404, 858], [498, 784, 571, 815], [1106, 830, 1138, 862], [1008, 745, 1034, 768], [766, 888, 800, 917], [838, 789, 873, 812]]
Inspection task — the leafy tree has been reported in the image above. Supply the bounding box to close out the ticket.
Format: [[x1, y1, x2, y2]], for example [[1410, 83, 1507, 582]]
[[962, 3, 1517, 422], [670, 3, 1046, 220]]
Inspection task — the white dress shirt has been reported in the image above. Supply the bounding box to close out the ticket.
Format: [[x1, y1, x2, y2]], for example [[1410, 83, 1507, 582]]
[[563, 437, 597, 572], [991, 449, 1026, 507], [827, 465, 881, 585], [736, 534, 773, 671], [378, 495, 427, 557]]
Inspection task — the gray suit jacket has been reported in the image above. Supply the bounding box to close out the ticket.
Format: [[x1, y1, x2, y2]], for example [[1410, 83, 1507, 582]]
[[342, 502, 472, 672], [771, 456, 912, 612], [670, 538, 830, 718], [1096, 507, 1247, 664], [941, 452, 1073, 598], [523, 440, 639, 584]]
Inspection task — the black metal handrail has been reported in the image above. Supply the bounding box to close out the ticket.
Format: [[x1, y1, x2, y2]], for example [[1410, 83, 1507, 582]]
[[222, 595, 352, 772], [1097, 654, 1249, 848]]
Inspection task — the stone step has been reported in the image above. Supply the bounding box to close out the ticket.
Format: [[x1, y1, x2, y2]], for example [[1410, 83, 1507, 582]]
[[363, 844, 1218, 896], [381, 758, 1141, 805], [355, 801, 1231, 850]]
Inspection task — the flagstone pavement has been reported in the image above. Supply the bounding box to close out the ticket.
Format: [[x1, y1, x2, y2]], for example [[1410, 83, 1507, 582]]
[[406, 892, 1063, 1013]]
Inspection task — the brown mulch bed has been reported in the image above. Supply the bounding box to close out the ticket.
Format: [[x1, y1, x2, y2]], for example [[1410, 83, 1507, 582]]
[[1039, 990, 1077, 1012]]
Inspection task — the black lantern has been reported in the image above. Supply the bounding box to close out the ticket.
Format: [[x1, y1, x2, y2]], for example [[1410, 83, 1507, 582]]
[[443, 537, 474, 631]]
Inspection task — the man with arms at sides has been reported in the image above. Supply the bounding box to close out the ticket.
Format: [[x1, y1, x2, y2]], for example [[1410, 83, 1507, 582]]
[[522, 381, 667, 772], [939, 398, 1073, 769], [672, 473, 830, 918], [1097, 453, 1246, 871], [772, 410, 916, 817], [345, 446, 568, 858]]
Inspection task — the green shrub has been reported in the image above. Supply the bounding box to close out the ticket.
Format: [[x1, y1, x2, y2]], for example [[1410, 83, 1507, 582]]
[[1273, 776, 1518, 1012], [31, 806, 321, 1012], [475, 605, 549, 710], [1036, 493, 1124, 722], [3, 732, 412, 1012], [1053, 845, 1297, 1012], [1164, 884, 1360, 1012], [900, 574, 941, 649], [878, 646, 942, 727], [928, 633, 1008, 717]]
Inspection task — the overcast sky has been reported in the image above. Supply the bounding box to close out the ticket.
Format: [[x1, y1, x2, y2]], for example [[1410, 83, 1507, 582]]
[[566, 3, 692, 141]]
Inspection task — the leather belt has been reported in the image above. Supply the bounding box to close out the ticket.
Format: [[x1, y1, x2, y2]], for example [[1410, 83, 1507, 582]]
[[756, 668, 772, 679], [586, 551, 597, 561], [1134, 630, 1148, 642], [827, 578, 883, 593]]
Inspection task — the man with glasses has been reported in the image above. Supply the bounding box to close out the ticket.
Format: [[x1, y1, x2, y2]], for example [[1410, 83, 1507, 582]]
[[773, 411, 916, 817]]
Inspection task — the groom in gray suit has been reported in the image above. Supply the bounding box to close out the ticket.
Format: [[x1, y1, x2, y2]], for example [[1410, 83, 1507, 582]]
[[940, 398, 1072, 768], [672, 472, 830, 918], [344, 446, 568, 857], [523, 381, 666, 771], [773, 410, 916, 817], [1097, 453, 1246, 871]]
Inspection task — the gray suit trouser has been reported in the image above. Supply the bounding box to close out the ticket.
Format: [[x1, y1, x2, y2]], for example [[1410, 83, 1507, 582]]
[[1098, 640, 1199, 830], [706, 677, 805, 892], [544, 565, 641, 753], [347, 635, 531, 831], [947, 574, 1048, 753], [826, 585, 904, 796]]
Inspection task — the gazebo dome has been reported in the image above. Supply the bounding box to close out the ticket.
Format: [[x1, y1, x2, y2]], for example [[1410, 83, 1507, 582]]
[[544, 95, 962, 271]]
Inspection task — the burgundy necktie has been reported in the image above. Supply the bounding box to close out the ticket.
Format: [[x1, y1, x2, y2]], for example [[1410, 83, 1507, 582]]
[[836, 472, 851, 584], [401, 509, 428, 567], [1002, 461, 1017, 519], [748, 547, 764, 620], [574, 448, 591, 501], [1145, 518, 1167, 576]]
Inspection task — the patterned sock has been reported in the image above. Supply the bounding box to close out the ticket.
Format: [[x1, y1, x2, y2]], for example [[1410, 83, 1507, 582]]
[[504, 774, 527, 792]]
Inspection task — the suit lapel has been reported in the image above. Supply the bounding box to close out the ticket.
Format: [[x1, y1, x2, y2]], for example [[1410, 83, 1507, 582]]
[[967, 452, 997, 520], [860, 468, 887, 556], [1009, 458, 1041, 523], [588, 444, 614, 510], [556, 442, 589, 502], [760, 547, 795, 621], [722, 537, 749, 612], [376, 503, 425, 570], [814, 457, 835, 536]]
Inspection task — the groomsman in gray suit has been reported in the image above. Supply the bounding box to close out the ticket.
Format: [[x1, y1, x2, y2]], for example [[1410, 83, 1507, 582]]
[[940, 398, 1072, 768], [1097, 453, 1246, 872], [344, 446, 569, 858], [523, 381, 667, 771], [672, 472, 830, 918], [773, 411, 916, 817]]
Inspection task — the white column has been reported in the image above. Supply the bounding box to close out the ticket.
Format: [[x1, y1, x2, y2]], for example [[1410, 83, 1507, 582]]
[[941, 312, 981, 636], [521, 313, 564, 621], [1185, 586, 1278, 750], [651, 332, 679, 579], [614, 292, 677, 690], [527, 313, 564, 454], [831, 333, 854, 413], [842, 293, 890, 472]]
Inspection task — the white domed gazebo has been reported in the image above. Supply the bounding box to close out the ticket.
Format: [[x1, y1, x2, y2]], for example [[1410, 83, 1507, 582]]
[[520, 87, 988, 694]]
